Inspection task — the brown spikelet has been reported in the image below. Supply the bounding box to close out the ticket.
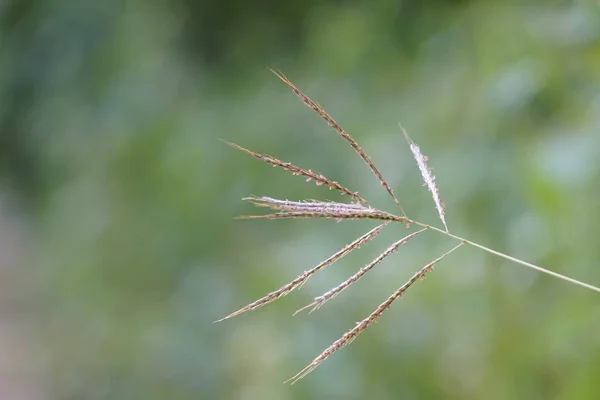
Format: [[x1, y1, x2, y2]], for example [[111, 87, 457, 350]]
[[286, 242, 464, 384], [220, 140, 369, 205], [295, 227, 428, 315], [238, 196, 408, 223], [215, 223, 388, 322], [270, 69, 405, 215], [244, 196, 367, 212]]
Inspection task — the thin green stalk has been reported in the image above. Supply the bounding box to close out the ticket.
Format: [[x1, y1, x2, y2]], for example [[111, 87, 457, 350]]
[[408, 219, 600, 293]]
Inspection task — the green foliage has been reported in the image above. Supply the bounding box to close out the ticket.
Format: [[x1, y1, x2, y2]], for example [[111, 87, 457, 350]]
[[1, 0, 599, 399]]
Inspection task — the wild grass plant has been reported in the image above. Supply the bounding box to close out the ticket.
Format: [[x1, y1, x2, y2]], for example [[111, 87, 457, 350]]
[[217, 70, 600, 384]]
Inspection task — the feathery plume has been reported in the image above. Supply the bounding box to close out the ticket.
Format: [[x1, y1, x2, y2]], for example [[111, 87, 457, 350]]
[[400, 124, 448, 231], [286, 242, 464, 384], [220, 140, 369, 205], [295, 227, 428, 314], [270, 69, 405, 215], [215, 223, 388, 322]]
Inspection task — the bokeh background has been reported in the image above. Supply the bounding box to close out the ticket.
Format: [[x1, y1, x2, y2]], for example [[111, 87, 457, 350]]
[[2, 0, 600, 399]]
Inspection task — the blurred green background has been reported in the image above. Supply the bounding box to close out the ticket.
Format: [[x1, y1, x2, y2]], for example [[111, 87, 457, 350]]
[[1, 0, 600, 399]]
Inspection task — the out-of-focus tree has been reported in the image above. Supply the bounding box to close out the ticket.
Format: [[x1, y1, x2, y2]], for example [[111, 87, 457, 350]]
[[1, 0, 599, 399]]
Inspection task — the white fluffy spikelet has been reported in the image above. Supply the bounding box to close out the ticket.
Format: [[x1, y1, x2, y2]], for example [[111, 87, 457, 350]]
[[400, 124, 448, 231]]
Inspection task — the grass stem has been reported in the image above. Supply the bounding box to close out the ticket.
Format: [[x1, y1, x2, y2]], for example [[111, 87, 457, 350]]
[[408, 219, 600, 293]]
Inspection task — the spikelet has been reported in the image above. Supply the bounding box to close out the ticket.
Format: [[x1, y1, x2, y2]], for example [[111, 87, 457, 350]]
[[295, 227, 427, 314], [270, 69, 405, 216], [285, 242, 464, 384], [220, 140, 369, 205], [238, 196, 408, 224], [215, 223, 388, 322], [400, 124, 448, 231]]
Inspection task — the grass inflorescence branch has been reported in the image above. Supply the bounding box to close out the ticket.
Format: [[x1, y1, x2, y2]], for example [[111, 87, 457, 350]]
[[217, 70, 600, 383]]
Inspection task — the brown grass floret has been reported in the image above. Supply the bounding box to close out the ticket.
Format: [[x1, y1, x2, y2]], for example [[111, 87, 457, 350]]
[[295, 227, 428, 314], [270, 69, 405, 216], [215, 223, 388, 322], [220, 140, 369, 205], [237, 196, 408, 223], [286, 242, 464, 384]]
